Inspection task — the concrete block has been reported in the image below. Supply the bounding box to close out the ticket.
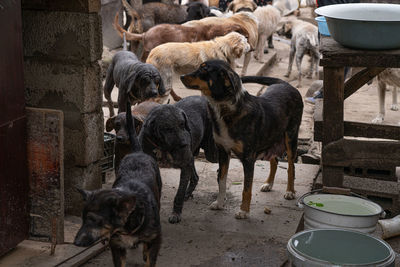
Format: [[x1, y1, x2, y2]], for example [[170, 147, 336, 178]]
[[64, 112, 104, 166], [22, 10, 102, 63], [24, 60, 102, 114], [26, 107, 64, 244], [64, 162, 102, 215], [22, 0, 101, 13]]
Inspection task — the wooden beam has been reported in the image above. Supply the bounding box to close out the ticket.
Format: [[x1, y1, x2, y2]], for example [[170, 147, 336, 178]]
[[322, 138, 400, 168], [322, 67, 344, 187], [344, 67, 385, 99]]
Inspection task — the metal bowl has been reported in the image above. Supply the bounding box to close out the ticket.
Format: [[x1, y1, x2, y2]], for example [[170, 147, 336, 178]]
[[315, 3, 400, 50]]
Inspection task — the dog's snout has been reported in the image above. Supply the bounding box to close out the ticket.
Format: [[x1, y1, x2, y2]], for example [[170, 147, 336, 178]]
[[74, 232, 92, 247]]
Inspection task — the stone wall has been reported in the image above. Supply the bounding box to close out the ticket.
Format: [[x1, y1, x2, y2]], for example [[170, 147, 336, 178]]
[[22, 0, 104, 215]]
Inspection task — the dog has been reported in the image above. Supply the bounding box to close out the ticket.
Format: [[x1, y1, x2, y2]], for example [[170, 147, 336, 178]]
[[253, 4, 282, 60], [106, 100, 161, 174], [180, 60, 303, 219], [139, 95, 218, 223], [74, 102, 162, 267], [103, 40, 166, 117], [279, 18, 320, 88], [114, 12, 249, 62], [226, 0, 257, 13], [146, 31, 250, 103], [371, 68, 400, 125], [183, 12, 259, 76]]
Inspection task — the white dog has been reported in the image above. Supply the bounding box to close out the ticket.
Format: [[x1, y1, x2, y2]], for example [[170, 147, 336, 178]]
[[371, 68, 400, 125]]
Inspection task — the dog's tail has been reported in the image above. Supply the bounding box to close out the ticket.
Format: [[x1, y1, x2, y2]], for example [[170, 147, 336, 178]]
[[113, 12, 143, 42], [241, 76, 289, 86], [126, 101, 142, 153]]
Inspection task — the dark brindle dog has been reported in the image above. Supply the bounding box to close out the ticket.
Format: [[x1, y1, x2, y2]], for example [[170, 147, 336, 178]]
[[103, 45, 165, 117], [139, 95, 218, 223], [74, 102, 162, 267], [181, 60, 303, 219]]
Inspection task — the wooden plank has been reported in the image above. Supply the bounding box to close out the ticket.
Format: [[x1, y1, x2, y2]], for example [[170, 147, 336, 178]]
[[322, 67, 344, 187], [27, 107, 64, 244], [344, 121, 400, 140], [313, 99, 323, 142], [344, 67, 385, 99], [22, 0, 100, 13], [315, 120, 400, 142], [322, 139, 400, 168], [320, 37, 400, 68], [255, 52, 277, 76]]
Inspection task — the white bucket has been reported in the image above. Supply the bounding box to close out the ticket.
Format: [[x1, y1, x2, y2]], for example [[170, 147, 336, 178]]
[[298, 190, 384, 234], [287, 229, 396, 267]]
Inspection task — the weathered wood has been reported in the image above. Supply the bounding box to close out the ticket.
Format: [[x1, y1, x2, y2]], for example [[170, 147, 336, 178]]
[[344, 67, 385, 99], [27, 107, 64, 244], [322, 138, 400, 168], [256, 52, 277, 76], [313, 99, 323, 141], [22, 0, 100, 13], [315, 119, 400, 142], [322, 67, 344, 187], [320, 37, 400, 68]]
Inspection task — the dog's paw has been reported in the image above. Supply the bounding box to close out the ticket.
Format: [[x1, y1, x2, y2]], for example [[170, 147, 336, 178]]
[[390, 104, 399, 111], [260, 183, 273, 192], [236, 63, 243, 68], [284, 73, 290, 78], [284, 191, 296, 200], [168, 212, 181, 224], [372, 116, 384, 124], [209, 200, 224, 210], [234, 209, 249, 219]]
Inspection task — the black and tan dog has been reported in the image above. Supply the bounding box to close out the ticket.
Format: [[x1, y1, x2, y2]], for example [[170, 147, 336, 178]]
[[74, 102, 162, 267], [106, 100, 160, 175], [139, 96, 218, 223], [180, 60, 303, 219], [103, 37, 166, 117]]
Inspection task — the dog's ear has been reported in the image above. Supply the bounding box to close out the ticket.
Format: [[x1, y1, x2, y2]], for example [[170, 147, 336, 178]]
[[76, 187, 93, 201], [226, 1, 234, 12], [121, 72, 139, 100], [181, 110, 191, 134], [233, 43, 244, 58], [105, 116, 115, 132], [157, 76, 166, 96], [251, 1, 257, 11]]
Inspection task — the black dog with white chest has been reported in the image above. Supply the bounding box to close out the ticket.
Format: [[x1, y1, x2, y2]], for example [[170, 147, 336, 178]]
[[103, 41, 166, 117], [139, 95, 218, 223], [181, 60, 303, 219], [74, 102, 162, 267]]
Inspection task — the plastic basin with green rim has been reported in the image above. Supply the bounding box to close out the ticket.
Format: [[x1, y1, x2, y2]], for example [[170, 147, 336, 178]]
[[287, 229, 395, 266]]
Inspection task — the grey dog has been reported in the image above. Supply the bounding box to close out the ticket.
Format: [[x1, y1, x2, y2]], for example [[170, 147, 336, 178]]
[[103, 50, 166, 117], [139, 95, 218, 224]]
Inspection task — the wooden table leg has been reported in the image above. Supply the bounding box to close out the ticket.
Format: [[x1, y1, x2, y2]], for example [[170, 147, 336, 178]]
[[322, 66, 344, 187]]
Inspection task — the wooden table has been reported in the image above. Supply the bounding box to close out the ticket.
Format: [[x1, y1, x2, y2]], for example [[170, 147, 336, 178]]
[[314, 37, 400, 189]]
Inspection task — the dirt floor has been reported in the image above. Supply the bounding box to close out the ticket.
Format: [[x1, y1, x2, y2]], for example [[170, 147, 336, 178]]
[[1, 6, 399, 267]]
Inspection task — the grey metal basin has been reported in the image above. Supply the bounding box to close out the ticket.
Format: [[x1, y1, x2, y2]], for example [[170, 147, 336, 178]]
[[315, 3, 400, 50]]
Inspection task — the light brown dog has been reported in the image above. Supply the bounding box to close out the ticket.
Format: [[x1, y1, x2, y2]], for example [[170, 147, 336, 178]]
[[146, 32, 250, 103], [183, 12, 258, 76], [253, 4, 282, 62], [227, 0, 257, 13]]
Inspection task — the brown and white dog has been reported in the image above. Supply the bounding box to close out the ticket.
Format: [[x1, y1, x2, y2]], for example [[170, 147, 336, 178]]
[[114, 13, 250, 62], [371, 68, 400, 125], [146, 32, 251, 103], [183, 12, 258, 76]]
